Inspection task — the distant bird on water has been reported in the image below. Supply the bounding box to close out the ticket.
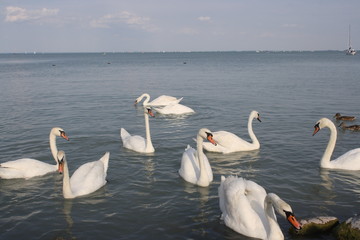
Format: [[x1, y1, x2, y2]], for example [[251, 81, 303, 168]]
[[334, 113, 356, 121], [338, 122, 360, 131]]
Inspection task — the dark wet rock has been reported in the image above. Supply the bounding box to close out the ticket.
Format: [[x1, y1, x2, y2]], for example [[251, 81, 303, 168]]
[[334, 214, 360, 240], [289, 216, 339, 236]]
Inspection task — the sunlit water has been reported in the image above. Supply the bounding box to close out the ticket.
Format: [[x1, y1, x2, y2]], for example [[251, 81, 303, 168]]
[[1, 52, 360, 240]]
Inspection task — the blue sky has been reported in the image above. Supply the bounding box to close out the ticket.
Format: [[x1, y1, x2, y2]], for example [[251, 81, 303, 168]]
[[1, 0, 360, 52]]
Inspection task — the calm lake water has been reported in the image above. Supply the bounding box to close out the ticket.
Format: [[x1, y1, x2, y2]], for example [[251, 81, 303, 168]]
[[0, 51, 359, 240]]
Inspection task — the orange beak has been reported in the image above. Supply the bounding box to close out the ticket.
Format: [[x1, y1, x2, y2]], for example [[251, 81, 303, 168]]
[[207, 135, 217, 146], [61, 132, 69, 141], [147, 108, 155, 117], [58, 161, 64, 174], [312, 126, 320, 136], [287, 214, 302, 230]]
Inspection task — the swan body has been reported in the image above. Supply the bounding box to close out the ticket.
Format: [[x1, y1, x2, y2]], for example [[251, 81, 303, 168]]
[[0, 127, 69, 179], [313, 118, 360, 170], [203, 110, 261, 153], [334, 113, 356, 121], [134, 93, 183, 107], [57, 150, 109, 199], [179, 128, 216, 187], [153, 103, 195, 115], [121, 107, 155, 153], [218, 175, 301, 240]]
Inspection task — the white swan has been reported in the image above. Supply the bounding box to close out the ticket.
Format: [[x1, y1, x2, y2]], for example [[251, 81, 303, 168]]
[[153, 103, 195, 115], [0, 127, 69, 179], [179, 128, 217, 187], [203, 110, 261, 153], [120, 107, 155, 153], [57, 150, 110, 199], [313, 118, 360, 170], [134, 93, 183, 107], [218, 176, 302, 240]]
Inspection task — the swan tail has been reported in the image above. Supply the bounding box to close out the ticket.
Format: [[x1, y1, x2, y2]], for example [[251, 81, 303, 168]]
[[99, 152, 110, 174], [174, 97, 183, 104], [120, 128, 131, 140]]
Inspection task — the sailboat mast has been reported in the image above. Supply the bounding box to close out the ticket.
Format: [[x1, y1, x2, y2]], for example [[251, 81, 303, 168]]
[[349, 25, 351, 48]]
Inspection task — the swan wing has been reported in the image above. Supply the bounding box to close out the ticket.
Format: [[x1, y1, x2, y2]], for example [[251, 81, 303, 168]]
[[203, 131, 254, 153], [219, 176, 267, 239], [199, 151, 213, 182], [149, 95, 183, 106], [153, 104, 194, 115], [70, 153, 109, 197], [332, 148, 360, 170], [0, 158, 56, 179], [179, 145, 199, 184], [120, 128, 146, 152]]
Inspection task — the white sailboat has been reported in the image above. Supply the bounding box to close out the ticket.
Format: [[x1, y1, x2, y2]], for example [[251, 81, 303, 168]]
[[346, 25, 356, 55]]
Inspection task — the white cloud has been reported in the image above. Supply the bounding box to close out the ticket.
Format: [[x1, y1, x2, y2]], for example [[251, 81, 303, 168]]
[[5, 6, 59, 23], [198, 16, 211, 22], [90, 11, 159, 32]]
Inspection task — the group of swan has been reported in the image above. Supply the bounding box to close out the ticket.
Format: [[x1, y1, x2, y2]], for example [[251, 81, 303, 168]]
[[2, 94, 359, 237], [135, 93, 195, 115], [0, 127, 110, 199]]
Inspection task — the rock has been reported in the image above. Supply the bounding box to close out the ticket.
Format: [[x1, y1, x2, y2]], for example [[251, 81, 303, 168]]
[[289, 216, 339, 236], [334, 214, 360, 240]]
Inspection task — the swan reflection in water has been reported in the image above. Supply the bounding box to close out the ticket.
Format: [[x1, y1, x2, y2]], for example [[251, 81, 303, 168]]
[[209, 150, 260, 177], [320, 169, 360, 196]]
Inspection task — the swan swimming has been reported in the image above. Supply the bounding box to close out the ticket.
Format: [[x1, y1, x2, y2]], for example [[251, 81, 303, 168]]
[[121, 107, 155, 153], [0, 127, 69, 179], [203, 110, 261, 153], [179, 128, 217, 187], [313, 118, 360, 170], [57, 150, 110, 199], [134, 93, 183, 107], [218, 175, 302, 240], [152, 103, 195, 115]]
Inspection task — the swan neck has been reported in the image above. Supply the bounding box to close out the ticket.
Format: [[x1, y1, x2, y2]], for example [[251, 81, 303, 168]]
[[321, 123, 337, 168], [62, 160, 74, 199], [49, 132, 58, 164], [196, 135, 208, 186], [142, 93, 150, 105], [264, 196, 284, 240], [144, 111, 154, 152], [248, 115, 259, 147]]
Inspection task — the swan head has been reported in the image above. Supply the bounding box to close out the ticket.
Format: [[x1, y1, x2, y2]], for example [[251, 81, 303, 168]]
[[57, 150, 66, 174], [134, 93, 150, 106], [52, 127, 69, 141], [198, 128, 217, 146], [312, 118, 333, 136], [145, 107, 155, 117], [266, 193, 302, 230], [251, 111, 262, 122]]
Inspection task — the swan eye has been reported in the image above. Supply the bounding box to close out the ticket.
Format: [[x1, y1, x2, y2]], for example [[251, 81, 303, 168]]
[[205, 132, 213, 137], [283, 210, 293, 217]]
